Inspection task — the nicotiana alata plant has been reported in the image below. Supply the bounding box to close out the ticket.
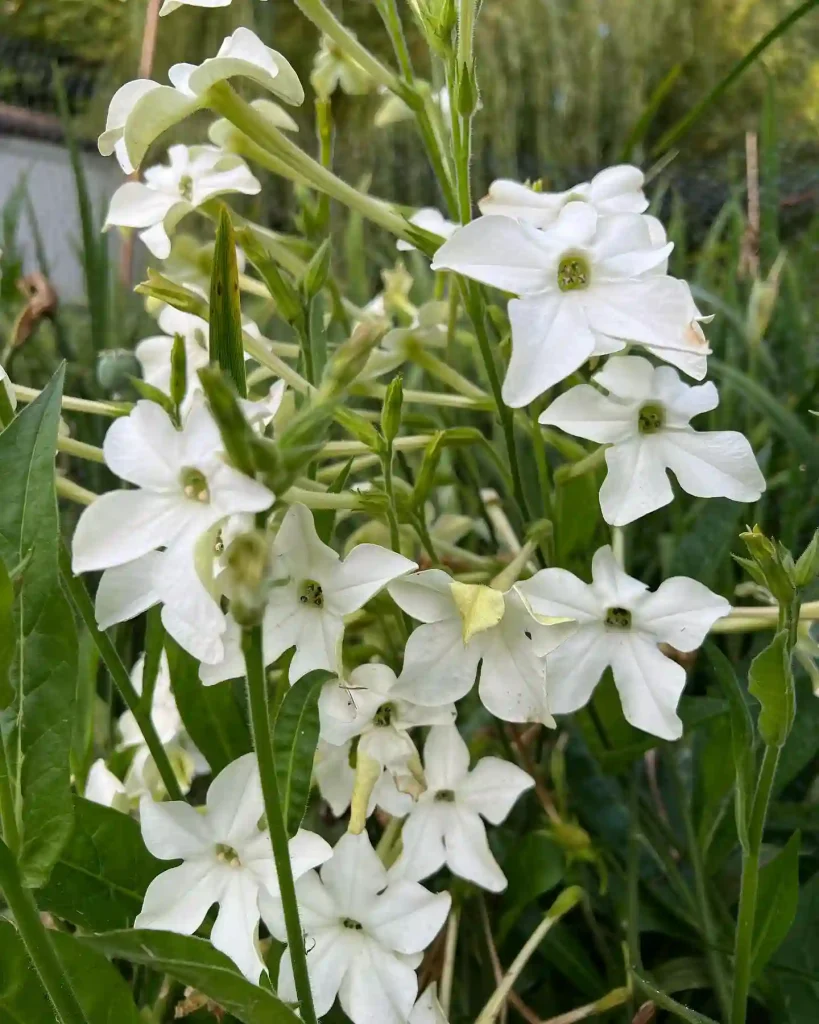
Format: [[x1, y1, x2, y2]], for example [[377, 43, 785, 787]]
[[0, 2, 817, 1024]]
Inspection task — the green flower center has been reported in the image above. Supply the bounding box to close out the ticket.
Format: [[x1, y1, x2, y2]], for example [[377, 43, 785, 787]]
[[342, 918, 363, 930], [373, 702, 396, 727], [605, 606, 632, 629], [299, 580, 324, 608], [557, 254, 590, 292], [638, 402, 666, 434], [215, 843, 241, 867], [180, 467, 210, 503], [435, 789, 456, 803], [178, 174, 194, 202]]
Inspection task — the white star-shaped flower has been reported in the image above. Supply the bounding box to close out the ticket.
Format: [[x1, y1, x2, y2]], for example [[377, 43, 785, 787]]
[[389, 725, 533, 892], [200, 503, 417, 685], [84, 759, 129, 812], [104, 144, 260, 259], [264, 831, 450, 1024], [479, 164, 648, 226], [98, 28, 303, 172], [136, 753, 331, 982], [397, 208, 459, 253], [432, 203, 710, 406], [516, 546, 731, 739], [314, 739, 412, 820], [388, 570, 575, 725], [540, 354, 765, 525], [72, 398, 273, 575]]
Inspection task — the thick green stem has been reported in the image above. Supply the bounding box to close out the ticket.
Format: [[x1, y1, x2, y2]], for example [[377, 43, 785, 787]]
[[380, 444, 403, 553], [730, 744, 780, 1024], [58, 545, 183, 802], [0, 737, 19, 853], [0, 839, 90, 1024], [241, 626, 317, 1024]]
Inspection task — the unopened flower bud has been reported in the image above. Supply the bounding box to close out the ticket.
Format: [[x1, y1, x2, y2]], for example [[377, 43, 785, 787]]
[[224, 530, 272, 627], [135, 271, 208, 319], [795, 528, 819, 588], [740, 524, 796, 606], [322, 321, 386, 395], [96, 349, 141, 395], [302, 238, 332, 301], [170, 333, 187, 412], [380, 375, 403, 445]]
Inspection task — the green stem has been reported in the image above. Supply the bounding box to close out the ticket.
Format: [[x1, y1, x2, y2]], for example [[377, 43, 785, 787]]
[[630, 969, 719, 1024], [730, 743, 781, 1024], [375, 0, 415, 82], [0, 736, 19, 853], [381, 444, 403, 553], [0, 839, 90, 1024], [58, 545, 183, 802], [241, 626, 317, 1024], [670, 756, 731, 1021]]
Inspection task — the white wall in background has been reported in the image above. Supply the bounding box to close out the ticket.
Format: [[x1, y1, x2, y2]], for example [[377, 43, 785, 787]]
[[0, 134, 121, 303]]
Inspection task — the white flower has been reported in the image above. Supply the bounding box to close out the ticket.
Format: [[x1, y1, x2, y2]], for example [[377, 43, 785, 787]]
[[0, 365, 16, 411], [136, 753, 331, 981], [388, 570, 575, 725], [98, 28, 303, 172], [200, 504, 417, 685], [360, 300, 449, 381], [160, 0, 267, 14], [397, 208, 459, 253], [540, 355, 765, 525], [84, 759, 128, 811], [389, 725, 533, 892], [314, 739, 412, 819], [104, 144, 260, 259], [311, 33, 372, 99], [479, 164, 648, 226], [265, 831, 450, 1024], [410, 985, 449, 1024], [431, 203, 709, 406], [516, 546, 731, 739], [71, 398, 274, 575]]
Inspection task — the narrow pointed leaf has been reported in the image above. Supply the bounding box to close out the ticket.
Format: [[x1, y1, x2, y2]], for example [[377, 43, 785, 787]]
[[314, 458, 354, 545], [272, 670, 330, 836], [210, 206, 247, 398], [751, 830, 801, 978], [79, 930, 301, 1024], [0, 365, 77, 885]]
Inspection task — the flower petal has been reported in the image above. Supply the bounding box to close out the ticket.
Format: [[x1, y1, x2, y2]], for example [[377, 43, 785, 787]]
[[444, 807, 507, 891], [326, 544, 417, 616], [431, 216, 554, 294], [95, 552, 163, 629], [105, 181, 179, 231], [210, 870, 265, 981], [589, 545, 649, 607], [515, 570, 601, 624], [635, 577, 730, 651], [458, 757, 534, 824], [185, 28, 304, 105], [609, 634, 686, 740], [544, 625, 612, 714], [321, 832, 388, 920], [103, 400, 181, 488], [136, 860, 221, 933], [660, 431, 765, 502], [394, 619, 481, 705], [366, 880, 452, 954], [139, 796, 213, 859], [477, 621, 553, 726], [592, 354, 656, 400], [339, 938, 419, 1024], [206, 753, 264, 845], [422, 725, 470, 791], [599, 437, 673, 525], [122, 86, 200, 172], [539, 383, 634, 443], [278, 929, 353, 1017], [387, 569, 457, 623], [389, 804, 447, 884]]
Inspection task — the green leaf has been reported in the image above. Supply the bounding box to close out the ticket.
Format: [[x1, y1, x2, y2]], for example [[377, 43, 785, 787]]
[[210, 206, 247, 398], [0, 365, 77, 886], [705, 644, 755, 849], [166, 638, 251, 775], [0, 919, 142, 1023], [620, 62, 683, 161], [751, 830, 801, 978], [272, 670, 329, 836], [79, 930, 301, 1024], [37, 797, 163, 931], [749, 631, 794, 748], [769, 871, 819, 1022], [0, 556, 14, 709], [498, 831, 564, 940]]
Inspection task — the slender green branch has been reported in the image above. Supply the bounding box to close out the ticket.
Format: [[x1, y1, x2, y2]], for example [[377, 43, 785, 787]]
[[58, 437, 105, 464], [58, 545, 183, 801], [241, 625, 317, 1024], [0, 839, 90, 1024], [13, 386, 130, 418], [56, 478, 98, 507], [730, 744, 781, 1024], [375, 0, 415, 82], [0, 737, 19, 853], [630, 969, 719, 1024]]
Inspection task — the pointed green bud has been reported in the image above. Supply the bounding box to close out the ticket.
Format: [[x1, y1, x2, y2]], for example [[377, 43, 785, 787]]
[[740, 525, 796, 606], [334, 406, 382, 451], [322, 321, 386, 395], [197, 367, 256, 478], [136, 270, 208, 319], [224, 530, 273, 628], [412, 431, 445, 509], [302, 238, 332, 302], [130, 377, 176, 419], [381, 375, 403, 445], [456, 60, 479, 117], [795, 528, 819, 588], [170, 333, 187, 413]]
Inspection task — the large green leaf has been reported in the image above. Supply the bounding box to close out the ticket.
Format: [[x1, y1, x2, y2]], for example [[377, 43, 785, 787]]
[[0, 556, 13, 709], [80, 930, 301, 1024], [272, 671, 328, 836], [37, 797, 163, 931], [166, 638, 251, 775], [769, 871, 819, 1023], [498, 831, 564, 940], [749, 631, 794, 748], [209, 206, 247, 398], [0, 920, 141, 1024], [752, 831, 801, 978], [0, 365, 77, 886]]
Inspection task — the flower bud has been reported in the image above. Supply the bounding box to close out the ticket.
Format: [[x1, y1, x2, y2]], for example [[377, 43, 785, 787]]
[[795, 528, 819, 588], [96, 349, 141, 395], [380, 375, 403, 445], [224, 530, 273, 627], [135, 271, 208, 319], [740, 525, 796, 607], [301, 238, 332, 302], [170, 333, 187, 412], [456, 61, 479, 117], [322, 321, 386, 395]]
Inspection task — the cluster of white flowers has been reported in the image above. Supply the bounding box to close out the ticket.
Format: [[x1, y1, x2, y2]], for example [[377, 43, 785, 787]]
[[84, 5, 769, 1022]]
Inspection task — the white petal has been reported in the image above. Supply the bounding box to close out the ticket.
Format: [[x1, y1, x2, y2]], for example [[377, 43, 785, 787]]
[[389, 804, 447, 883], [592, 354, 656, 400], [539, 383, 634, 443], [210, 870, 265, 982], [122, 86, 200, 172], [478, 179, 563, 227], [387, 569, 457, 623], [207, 461, 275, 519], [273, 503, 339, 582], [139, 222, 175, 259], [544, 625, 612, 714], [585, 276, 691, 347], [321, 833, 388, 920], [314, 740, 356, 817], [289, 608, 344, 682], [477, 621, 553, 726], [590, 545, 650, 607], [660, 431, 765, 502], [136, 860, 221, 933], [288, 829, 334, 883], [431, 216, 554, 294], [206, 753, 264, 844], [653, 369, 718, 424], [394, 619, 481, 705], [422, 725, 470, 791], [105, 182, 179, 231], [410, 985, 449, 1024], [326, 545, 417, 616], [278, 930, 353, 1017], [366, 881, 452, 954], [599, 437, 674, 525], [443, 807, 506, 891], [103, 401, 181, 488], [609, 634, 686, 740], [458, 757, 534, 824], [635, 577, 730, 652], [588, 165, 647, 212], [95, 552, 163, 629], [339, 938, 419, 1024], [139, 796, 213, 859], [263, 869, 340, 941], [84, 760, 127, 808], [515, 570, 601, 624], [504, 294, 596, 407], [185, 28, 304, 105], [71, 490, 190, 573]]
